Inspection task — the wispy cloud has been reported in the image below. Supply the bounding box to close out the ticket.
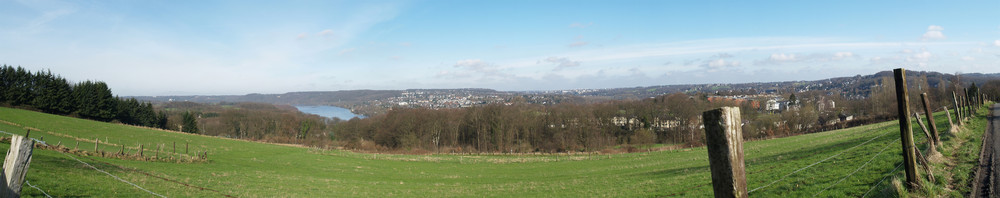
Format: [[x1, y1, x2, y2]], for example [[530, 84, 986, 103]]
[[542, 57, 581, 70], [567, 41, 588, 47]]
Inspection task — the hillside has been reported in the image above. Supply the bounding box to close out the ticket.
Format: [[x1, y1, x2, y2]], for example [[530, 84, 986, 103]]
[[0, 104, 990, 197], [133, 70, 1000, 116]]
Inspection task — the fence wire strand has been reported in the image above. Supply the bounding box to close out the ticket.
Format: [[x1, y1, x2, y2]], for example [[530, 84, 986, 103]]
[[25, 180, 52, 198], [861, 162, 905, 198], [813, 138, 900, 197], [749, 128, 894, 193], [0, 130, 167, 198]]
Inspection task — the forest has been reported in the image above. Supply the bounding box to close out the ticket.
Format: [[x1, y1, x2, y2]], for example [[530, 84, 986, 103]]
[[0, 65, 166, 128]]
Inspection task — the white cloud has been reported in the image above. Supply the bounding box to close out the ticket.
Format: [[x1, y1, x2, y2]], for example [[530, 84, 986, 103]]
[[543, 57, 581, 70], [994, 40, 1000, 47], [921, 25, 946, 40], [961, 56, 975, 61], [769, 53, 797, 61], [833, 52, 854, 59], [318, 29, 335, 37], [297, 33, 308, 39], [568, 41, 588, 47], [455, 59, 488, 69], [701, 59, 740, 72], [907, 51, 932, 62]]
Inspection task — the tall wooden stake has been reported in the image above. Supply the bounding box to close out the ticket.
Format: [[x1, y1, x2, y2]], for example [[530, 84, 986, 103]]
[[2, 135, 35, 197], [913, 112, 936, 153], [893, 68, 920, 189], [702, 107, 748, 198], [953, 92, 963, 126], [920, 93, 940, 144], [944, 106, 955, 131]]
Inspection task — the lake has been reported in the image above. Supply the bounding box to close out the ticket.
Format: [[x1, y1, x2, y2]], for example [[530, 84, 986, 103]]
[[294, 105, 366, 120]]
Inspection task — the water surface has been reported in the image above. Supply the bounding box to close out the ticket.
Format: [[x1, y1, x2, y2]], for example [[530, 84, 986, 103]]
[[294, 105, 365, 120]]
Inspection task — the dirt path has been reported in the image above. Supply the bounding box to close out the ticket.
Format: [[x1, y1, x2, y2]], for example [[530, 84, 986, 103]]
[[972, 103, 999, 197]]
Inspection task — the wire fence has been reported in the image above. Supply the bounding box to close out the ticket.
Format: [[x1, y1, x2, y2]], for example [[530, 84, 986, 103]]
[[813, 139, 901, 197], [0, 130, 167, 198], [748, 128, 896, 193], [745, 106, 971, 197]]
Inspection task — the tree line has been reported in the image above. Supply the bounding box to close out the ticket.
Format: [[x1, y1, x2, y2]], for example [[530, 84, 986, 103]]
[[332, 74, 991, 153], [158, 101, 335, 147], [0, 65, 167, 129]]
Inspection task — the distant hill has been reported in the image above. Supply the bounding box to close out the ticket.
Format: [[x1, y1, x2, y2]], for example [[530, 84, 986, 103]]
[[133, 70, 1000, 114]]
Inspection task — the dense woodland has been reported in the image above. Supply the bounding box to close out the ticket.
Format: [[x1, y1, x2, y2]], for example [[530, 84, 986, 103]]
[[0, 65, 167, 129]]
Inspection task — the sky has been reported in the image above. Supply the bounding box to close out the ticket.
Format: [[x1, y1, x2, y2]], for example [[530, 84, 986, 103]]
[[2, 0, 999, 96]]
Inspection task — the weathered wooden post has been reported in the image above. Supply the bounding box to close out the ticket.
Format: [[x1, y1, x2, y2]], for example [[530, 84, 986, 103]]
[[893, 68, 921, 189], [702, 107, 748, 198], [919, 93, 940, 144], [913, 112, 937, 154], [953, 92, 963, 126], [95, 138, 100, 155], [964, 88, 971, 117], [173, 142, 176, 153], [186, 142, 189, 154], [944, 106, 956, 132], [2, 134, 35, 197]]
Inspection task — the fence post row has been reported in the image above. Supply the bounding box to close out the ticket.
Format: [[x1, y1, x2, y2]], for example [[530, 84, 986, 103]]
[[919, 93, 940, 144], [893, 68, 921, 189], [703, 107, 748, 198], [2, 134, 36, 197]]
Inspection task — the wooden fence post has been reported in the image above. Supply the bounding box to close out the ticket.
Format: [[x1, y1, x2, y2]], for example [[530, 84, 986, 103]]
[[95, 138, 100, 155], [893, 68, 921, 189], [964, 88, 971, 117], [944, 106, 955, 132], [702, 107, 748, 198], [919, 93, 940, 144], [913, 112, 937, 154], [2, 135, 35, 197], [953, 92, 963, 125]]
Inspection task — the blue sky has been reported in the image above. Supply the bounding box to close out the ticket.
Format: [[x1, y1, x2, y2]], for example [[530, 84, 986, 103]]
[[2, 0, 999, 96]]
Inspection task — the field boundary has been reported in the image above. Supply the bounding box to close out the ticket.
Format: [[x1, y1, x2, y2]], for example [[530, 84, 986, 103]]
[[0, 130, 166, 198]]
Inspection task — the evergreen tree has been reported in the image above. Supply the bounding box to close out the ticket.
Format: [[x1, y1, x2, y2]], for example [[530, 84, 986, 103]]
[[182, 111, 200, 133], [156, 111, 169, 129], [73, 81, 116, 121]]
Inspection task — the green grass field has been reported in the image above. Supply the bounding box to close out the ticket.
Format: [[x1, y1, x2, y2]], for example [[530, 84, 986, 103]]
[[0, 105, 989, 197]]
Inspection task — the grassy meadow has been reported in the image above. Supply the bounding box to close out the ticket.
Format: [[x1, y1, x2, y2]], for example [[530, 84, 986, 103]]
[[0, 104, 990, 197]]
